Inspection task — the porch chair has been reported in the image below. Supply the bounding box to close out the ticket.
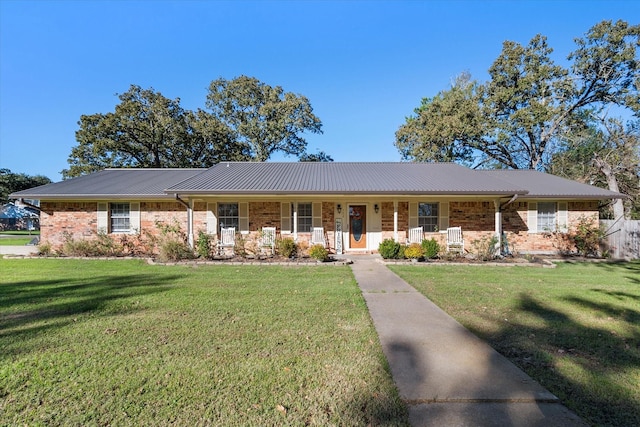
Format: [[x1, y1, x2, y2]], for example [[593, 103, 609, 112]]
[[446, 227, 464, 254], [311, 227, 327, 247], [217, 227, 236, 256], [407, 226, 423, 245], [260, 227, 276, 255]]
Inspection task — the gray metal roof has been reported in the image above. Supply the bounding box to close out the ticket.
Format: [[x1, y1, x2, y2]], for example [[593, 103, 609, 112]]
[[482, 170, 626, 199], [10, 169, 206, 199], [10, 163, 625, 200], [165, 162, 529, 195]]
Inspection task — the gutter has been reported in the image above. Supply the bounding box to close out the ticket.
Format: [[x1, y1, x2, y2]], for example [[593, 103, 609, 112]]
[[175, 194, 190, 209], [500, 194, 519, 210]]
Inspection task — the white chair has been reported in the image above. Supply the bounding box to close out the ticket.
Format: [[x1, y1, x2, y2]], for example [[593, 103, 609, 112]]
[[217, 227, 236, 255], [446, 227, 464, 254], [311, 227, 326, 247], [260, 227, 276, 254], [407, 226, 423, 244]]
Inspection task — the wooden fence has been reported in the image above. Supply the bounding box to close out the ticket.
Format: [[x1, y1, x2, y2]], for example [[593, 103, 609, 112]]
[[600, 219, 640, 260]]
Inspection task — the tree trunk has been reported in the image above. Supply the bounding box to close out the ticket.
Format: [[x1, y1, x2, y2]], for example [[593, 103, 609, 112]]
[[594, 154, 625, 220]]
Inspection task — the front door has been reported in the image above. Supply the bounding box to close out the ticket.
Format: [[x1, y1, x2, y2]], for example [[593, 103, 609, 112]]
[[349, 205, 367, 249]]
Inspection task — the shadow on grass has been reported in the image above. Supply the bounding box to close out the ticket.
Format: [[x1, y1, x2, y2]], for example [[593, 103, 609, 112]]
[[0, 273, 179, 360], [475, 292, 640, 427]]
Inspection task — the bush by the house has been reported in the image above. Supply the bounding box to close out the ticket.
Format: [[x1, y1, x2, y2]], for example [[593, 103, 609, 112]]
[[470, 235, 499, 261], [277, 237, 297, 258], [157, 239, 195, 262], [196, 230, 212, 258], [309, 244, 329, 261], [571, 216, 604, 257], [378, 239, 401, 259], [404, 243, 423, 260], [421, 238, 440, 259]]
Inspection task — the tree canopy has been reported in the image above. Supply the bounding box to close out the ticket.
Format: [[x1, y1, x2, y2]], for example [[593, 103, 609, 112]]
[[395, 20, 639, 171], [1, 169, 51, 203], [206, 76, 323, 162], [64, 78, 326, 178]]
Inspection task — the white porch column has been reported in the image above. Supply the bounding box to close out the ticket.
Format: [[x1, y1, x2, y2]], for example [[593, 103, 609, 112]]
[[187, 199, 194, 248], [393, 201, 398, 242], [494, 199, 501, 255]]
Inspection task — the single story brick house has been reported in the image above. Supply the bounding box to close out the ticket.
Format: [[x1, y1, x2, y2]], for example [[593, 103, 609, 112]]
[[11, 162, 625, 255]]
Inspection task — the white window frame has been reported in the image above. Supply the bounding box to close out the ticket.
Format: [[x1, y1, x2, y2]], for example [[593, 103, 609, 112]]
[[97, 202, 140, 234], [409, 201, 448, 232], [217, 202, 239, 233], [293, 202, 313, 233], [528, 201, 568, 233], [417, 202, 439, 232]]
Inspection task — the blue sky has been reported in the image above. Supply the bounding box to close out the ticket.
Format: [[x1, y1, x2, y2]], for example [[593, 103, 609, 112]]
[[1, 0, 638, 181]]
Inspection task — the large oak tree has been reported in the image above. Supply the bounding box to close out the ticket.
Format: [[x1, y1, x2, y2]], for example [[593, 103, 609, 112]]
[[395, 20, 639, 172], [206, 76, 323, 162], [64, 85, 249, 178]]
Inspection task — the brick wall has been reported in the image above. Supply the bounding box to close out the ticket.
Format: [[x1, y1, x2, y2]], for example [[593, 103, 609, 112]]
[[40, 202, 97, 246], [40, 198, 602, 255]]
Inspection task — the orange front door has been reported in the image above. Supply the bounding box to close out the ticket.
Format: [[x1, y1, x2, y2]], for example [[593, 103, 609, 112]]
[[349, 205, 367, 249]]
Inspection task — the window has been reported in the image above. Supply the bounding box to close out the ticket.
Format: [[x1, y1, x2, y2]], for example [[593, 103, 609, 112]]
[[418, 202, 439, 232], [292, 202, 313, 232], [218, 203, 239, 232], [537, 202, 556, 232], [110, 203, 130, 233]]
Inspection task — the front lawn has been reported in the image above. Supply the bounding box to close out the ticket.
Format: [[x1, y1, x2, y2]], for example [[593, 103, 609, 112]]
[[389, 261, 640, 427], [0, 259, 408, 426]]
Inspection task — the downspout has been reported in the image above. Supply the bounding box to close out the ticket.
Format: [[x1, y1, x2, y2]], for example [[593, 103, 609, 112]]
[[175, 195, 194, 248]]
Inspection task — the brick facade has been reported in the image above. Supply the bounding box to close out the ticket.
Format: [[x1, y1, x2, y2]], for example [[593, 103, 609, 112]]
[[40, 198, 601, 255]]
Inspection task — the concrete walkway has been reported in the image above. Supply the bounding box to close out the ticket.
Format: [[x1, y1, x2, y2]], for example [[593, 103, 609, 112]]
[[0, 245, 39, 256], [349, 255, 587, 427]]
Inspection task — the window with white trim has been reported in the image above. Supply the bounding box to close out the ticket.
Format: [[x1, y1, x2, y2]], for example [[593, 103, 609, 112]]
[[110, 203, 130, 233], [218, 203, 239, 232], [537, 202, 557, 232], [418, 202, 439, 232], [292, 202, 313, 232]]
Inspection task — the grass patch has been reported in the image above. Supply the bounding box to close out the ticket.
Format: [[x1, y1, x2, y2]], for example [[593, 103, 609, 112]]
[[0, 259, 408, 426], [0, 238, 33, 246], [0, 231, 40, 236], [389, 261, 640, 427]]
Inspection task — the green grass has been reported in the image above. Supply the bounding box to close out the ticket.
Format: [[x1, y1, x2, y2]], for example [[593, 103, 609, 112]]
[[389, 261, 640, 427], [0, 237, 33, 246], [0, 231, 40, 235], [0, 259, 408, 426]]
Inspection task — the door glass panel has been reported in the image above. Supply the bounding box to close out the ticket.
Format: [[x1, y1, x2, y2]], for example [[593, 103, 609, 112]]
[[350, 206, 363, 242]]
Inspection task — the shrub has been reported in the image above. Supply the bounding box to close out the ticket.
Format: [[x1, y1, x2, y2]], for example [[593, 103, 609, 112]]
[[277, 238, 297, 258], [397, 244, 407, 259], [421, 238, 440, 259], [38, 241, 52, 256], [196, 231, 212, 258], [404, 243, 423, 259], [378, 239, 401, 259], [155, 220, 195, 262], [309, 244, 329, 261], [471, 235, 499, 261], [158, 240, 195, 262], [571, 216, 604, 257]]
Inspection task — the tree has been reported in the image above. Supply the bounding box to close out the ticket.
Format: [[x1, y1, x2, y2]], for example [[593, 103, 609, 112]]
[[299, 150, 334, 162], [206, 76, 323, 161], [551, 118, 640, 219], [395, 20, 639, 171], [1, 169, 51, 203], [64, 85, 248, 178]]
